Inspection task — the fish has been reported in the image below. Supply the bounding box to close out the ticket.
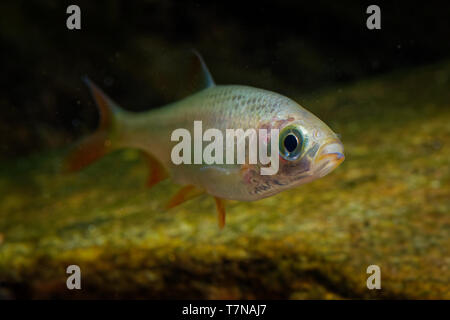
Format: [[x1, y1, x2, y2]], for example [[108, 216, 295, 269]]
[[65, 51, 344, 228]]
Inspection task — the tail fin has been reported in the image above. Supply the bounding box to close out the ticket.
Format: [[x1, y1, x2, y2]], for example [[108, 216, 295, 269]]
[[64, 77, 124, 172]]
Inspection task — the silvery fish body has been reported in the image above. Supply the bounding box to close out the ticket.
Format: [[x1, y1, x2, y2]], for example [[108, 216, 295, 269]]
[[117, 85, 344, 201], [65, 52, 344, 227]]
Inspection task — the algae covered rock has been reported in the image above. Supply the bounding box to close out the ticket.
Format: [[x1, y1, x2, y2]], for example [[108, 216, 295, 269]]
[[0, 62, 449, 299]]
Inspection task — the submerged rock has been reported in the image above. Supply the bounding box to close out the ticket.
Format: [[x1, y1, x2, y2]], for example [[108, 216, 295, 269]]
[[0, 62, 449, 299]]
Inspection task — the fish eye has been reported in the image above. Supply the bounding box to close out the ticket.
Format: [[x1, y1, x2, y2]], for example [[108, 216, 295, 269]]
[[279, 126, 305, 161], [284, 134, 298, 152]]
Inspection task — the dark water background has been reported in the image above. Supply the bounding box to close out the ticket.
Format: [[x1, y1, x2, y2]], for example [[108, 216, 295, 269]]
[[1, 0, 449, 157], [0, 1, 449, 299]]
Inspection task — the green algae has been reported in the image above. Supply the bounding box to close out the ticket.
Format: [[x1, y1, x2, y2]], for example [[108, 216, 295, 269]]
[[0, 62, 449, 299]]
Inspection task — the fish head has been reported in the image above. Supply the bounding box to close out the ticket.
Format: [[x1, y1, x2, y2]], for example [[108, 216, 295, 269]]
[[268, 101, 345, 189]]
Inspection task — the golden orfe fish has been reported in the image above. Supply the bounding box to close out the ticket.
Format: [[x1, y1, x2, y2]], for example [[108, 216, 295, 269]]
[[65, 52, 344, 228]]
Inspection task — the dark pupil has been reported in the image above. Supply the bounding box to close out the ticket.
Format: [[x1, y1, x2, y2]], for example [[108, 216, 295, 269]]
[[284, 134, 298, 153]]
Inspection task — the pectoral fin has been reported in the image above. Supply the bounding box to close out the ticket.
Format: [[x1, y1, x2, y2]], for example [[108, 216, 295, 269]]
[[142, 151, 168, 188], [166, 185, 204, 209], [214, 197, 226, 229]]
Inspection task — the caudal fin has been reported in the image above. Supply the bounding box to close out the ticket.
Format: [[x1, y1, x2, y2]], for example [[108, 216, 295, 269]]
[[63, 77, 124, 172]]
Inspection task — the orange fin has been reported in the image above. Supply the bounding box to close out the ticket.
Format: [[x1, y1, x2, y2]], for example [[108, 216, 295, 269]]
[[63, 130, 112, 172], [214, 197, 226, 229], [63, 78, 124, 173], [142, 151, 168, 188], [166, 185, 204, 209]]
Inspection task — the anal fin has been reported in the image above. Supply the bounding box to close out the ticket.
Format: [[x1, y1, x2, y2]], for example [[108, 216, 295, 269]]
[[63, 130, 111, 173], [214, 197, 226, 229], [166, 185, 204, 209]]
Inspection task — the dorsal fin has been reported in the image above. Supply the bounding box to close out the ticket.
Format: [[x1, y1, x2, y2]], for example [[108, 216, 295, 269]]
[[187, 49, 215, 93], [153, 50, 215, 102]]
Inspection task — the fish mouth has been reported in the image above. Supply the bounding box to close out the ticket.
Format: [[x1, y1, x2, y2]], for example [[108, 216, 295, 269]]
[[314, 139, 345, 178]]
